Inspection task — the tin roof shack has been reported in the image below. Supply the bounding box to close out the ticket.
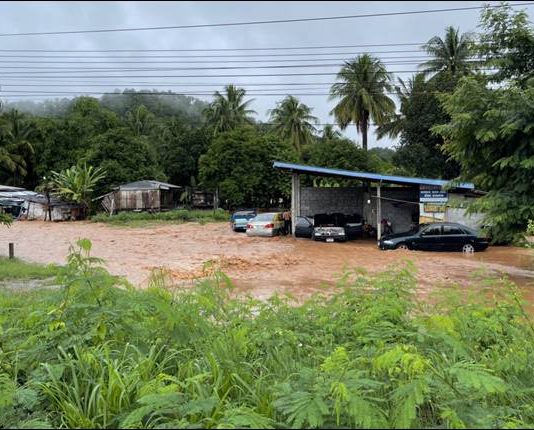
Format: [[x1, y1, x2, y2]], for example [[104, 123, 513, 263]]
[[20, 195, 83, 221], [0, 186, 42, 218], [99, 180, 182, 214]]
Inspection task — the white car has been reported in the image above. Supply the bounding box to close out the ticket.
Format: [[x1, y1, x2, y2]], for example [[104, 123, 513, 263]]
[[246, 212, 285, 237]]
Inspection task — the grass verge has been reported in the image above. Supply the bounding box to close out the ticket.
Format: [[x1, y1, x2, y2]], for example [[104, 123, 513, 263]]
[[91, 208, 230, 226], [0, 257, 61, 280]]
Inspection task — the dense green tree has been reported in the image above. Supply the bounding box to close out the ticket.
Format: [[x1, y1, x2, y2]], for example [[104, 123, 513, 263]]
[[376, 74, 426, 140], [0, 110, 35, 186], [330, 54, 395, 151], [420, 26, 475, 79], [388, 73, 460, 179], [433, 77, 534, 242], [478, 3, 534, 86], [156, 120, 210, 186], [304, 137, 372, 173], [85, 128, 166, 194], [204, 85, 256, 135], [268, 96, 318, 158], [321, 124, 342, 141], [125, 105, 155, 136], [199, 127, 296, 208]]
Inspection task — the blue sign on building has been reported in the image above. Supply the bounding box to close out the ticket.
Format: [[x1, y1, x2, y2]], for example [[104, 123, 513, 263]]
[[419, 190, 448, 203]]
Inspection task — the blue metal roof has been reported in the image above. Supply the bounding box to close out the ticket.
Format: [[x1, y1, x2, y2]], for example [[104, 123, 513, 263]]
[[273, 161, 475, 190]]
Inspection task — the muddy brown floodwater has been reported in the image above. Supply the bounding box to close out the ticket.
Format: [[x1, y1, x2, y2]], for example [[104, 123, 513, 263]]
[[1, 221, 533, 304]]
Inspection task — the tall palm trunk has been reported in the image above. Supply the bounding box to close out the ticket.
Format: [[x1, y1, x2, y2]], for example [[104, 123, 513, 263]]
[[361, 112, 369, 151]]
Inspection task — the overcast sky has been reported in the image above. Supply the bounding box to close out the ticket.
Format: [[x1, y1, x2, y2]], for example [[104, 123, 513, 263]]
[[0, 1, 533, 149]]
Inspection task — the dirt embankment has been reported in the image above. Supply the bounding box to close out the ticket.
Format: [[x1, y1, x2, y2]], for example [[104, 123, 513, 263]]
[[1, 221, 533, 302]]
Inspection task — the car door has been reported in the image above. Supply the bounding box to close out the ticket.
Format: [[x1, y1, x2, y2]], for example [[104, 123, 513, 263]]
[[295, 216, 314, 238], [442, 225, 469, 251], [417, 224, 444, 251]]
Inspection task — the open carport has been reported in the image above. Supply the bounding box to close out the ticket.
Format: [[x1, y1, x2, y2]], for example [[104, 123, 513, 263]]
[[273, 161, 478, 240]]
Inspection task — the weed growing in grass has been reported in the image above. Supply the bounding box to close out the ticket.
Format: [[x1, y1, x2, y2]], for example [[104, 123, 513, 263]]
[[0, 240, 533, 428], [91, 209, 229, 226]]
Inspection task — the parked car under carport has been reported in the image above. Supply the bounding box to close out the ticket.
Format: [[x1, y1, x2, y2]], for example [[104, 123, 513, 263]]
[[295, 213, 363, 242], [378, 222, 489, 252]]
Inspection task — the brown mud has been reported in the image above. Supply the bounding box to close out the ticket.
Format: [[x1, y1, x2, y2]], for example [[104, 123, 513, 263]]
[[2, 221, 533, 303]]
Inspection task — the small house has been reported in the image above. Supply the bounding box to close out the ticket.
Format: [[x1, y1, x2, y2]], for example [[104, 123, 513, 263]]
[[98, 180, 182, 214]]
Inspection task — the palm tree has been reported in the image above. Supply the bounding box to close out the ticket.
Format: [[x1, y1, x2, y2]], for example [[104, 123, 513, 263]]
[[329, 54, 396, 151], [420, 26, 475, 78], [268, 96, 318, 157], [0, 110, 35, 185], [50, 163, 106, 218], [204, 85, 256, 135], [126, 105, 155, 136], [321, 124, 342, 141], [376, 73, 426, 140]]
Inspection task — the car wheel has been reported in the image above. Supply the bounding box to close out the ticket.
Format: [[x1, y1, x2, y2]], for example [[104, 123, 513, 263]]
[[462, 243, 475, 253], [396, 243, 409, 250]]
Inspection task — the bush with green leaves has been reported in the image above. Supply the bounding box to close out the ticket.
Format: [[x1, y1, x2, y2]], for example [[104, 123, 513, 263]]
[[0, 212, 12, 226], [91, 208, 229, 226], [1, 240, 534, 428]]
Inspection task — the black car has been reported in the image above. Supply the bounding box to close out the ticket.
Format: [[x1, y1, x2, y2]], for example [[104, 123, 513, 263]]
[[378, 222, 489, 252], [295, 214, 363, 241], [295, 216, 314, 238]]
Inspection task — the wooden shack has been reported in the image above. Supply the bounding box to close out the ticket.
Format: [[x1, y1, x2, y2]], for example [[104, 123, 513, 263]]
[[99, 180, 182, 214]]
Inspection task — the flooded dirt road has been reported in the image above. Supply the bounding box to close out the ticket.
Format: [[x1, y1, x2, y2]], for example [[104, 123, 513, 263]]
[[2, 221, 533, 302]]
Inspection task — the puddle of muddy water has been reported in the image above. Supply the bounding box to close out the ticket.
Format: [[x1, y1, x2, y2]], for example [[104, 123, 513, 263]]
[[2, 221, 533, 310]]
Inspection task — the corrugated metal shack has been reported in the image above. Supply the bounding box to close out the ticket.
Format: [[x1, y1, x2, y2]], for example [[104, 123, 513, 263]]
[[0, 185, 30, 217], [99, 180, 182, 214], [20, 195, 83, 221]]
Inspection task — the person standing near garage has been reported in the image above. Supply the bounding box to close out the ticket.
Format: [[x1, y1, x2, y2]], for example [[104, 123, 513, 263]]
[[282, 210, 292, 235]]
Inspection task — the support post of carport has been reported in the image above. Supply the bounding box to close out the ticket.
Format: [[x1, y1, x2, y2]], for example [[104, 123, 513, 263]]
[[291, 173, 300, 237], [376, 182, 382, 241]]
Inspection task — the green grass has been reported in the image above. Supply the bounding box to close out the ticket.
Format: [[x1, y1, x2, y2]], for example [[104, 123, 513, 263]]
[[1, 239, 534, 429], [0, 257, 61, 280], [91, 208, 230, 226]]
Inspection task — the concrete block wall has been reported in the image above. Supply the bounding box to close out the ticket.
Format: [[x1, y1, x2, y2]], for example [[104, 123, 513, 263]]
[[299, 187, 364, 217], [301, 186, 419, 234], [379, 188, 419, 233]]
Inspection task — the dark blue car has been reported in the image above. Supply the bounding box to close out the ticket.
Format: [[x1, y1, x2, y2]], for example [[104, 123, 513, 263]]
[[230, 210, 256, 232], [378, 222, 489, 252]]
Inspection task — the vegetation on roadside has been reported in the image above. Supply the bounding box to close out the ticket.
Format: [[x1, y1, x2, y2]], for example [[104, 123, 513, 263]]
[[91, 208, 229, 226], [0, 257, 61, 280], [1, 239, 534, 429], [0, 212, 12, 226]]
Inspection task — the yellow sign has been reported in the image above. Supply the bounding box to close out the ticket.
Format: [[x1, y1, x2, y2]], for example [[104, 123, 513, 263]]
[[424, 203, 446, 213]]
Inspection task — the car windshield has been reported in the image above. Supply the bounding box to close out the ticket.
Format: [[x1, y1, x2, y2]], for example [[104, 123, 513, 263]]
[[234, 213, 254, 220], [253, 213, 275, 222]]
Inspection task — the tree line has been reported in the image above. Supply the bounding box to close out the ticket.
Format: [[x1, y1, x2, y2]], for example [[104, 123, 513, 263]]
[[0, 3, 532, 240]]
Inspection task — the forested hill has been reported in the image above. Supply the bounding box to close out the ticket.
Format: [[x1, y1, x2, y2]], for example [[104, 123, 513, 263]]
[[4, 89, 208, 123]]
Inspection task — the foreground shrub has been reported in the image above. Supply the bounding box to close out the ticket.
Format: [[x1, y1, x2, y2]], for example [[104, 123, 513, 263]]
[[0, 240, 533, 428]]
